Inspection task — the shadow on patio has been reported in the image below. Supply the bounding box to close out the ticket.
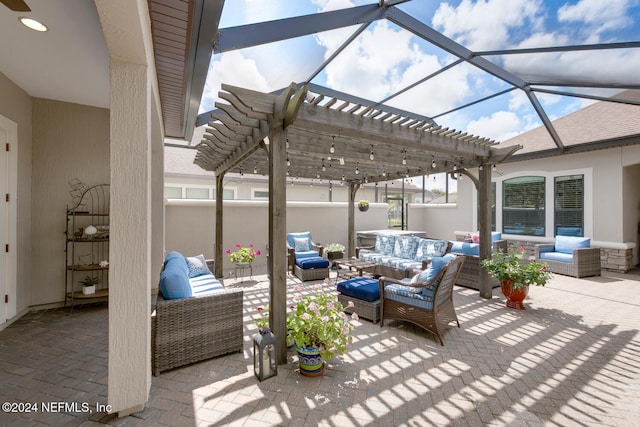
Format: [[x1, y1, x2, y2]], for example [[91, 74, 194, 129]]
[[1, 269, 639, 426]]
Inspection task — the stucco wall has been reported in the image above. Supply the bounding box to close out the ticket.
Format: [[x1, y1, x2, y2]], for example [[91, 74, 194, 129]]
[[165, 200, 388, 277], [0, 72, 32, 319], [31, 99, 110, 306]]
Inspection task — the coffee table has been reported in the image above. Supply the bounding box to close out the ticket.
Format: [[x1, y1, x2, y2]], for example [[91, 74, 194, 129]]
[[334, 258, 377, 282]]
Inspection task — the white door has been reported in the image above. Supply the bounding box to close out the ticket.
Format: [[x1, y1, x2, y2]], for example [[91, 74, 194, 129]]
[[0, 114, 17, 326]]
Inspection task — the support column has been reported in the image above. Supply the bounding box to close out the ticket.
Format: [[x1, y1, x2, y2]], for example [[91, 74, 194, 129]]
[[107, 59, 152, 415], [478, 166, 493, 298], [269, 127, 287, 364], [348, 183, 360, 257], [215, 173, 225, 278]]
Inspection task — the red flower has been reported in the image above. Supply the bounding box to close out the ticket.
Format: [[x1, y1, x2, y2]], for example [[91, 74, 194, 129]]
[[257, 307, 264, 312]]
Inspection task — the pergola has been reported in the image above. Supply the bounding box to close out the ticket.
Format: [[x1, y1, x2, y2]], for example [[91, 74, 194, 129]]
[[194, 82, 521, 362]]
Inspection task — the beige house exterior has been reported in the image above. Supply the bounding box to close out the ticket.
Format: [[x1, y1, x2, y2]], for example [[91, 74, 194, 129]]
[[1, 0, 639, 418]]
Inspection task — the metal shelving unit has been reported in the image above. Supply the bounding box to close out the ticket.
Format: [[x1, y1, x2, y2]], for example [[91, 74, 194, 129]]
[[64, 184, 110, 307]]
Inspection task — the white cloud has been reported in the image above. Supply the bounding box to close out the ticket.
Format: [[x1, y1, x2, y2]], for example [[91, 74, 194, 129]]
[[558, 0, 635, 38], [432, 0, 544, 50], [200, 51, 270, 113], [466, 110, 523, 141]]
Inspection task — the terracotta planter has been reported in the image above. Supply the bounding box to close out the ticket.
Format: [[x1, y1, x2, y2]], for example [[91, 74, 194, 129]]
[[500, 279, 529, 310]]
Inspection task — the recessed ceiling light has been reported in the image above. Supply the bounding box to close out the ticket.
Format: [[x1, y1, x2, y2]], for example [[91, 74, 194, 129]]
[[19, 17, 48, 32]]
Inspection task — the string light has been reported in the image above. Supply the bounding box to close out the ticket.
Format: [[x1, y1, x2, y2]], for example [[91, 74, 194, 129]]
[[369, 145, 374, 161], [330, 137, 335, 154], [453, 164, 458, 171], [492, 164, 497, 172], [322, 160, 326, 172], [382, 169, 386, 177], [431, 158, 436, 168], [287, 155, 290, 167], [355, 164, 359, 175], [402, 153, 407, 165], [341, 174, 345, 182]]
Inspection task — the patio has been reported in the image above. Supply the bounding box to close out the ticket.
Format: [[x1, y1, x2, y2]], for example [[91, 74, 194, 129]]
[[1, 269, 639, 426]]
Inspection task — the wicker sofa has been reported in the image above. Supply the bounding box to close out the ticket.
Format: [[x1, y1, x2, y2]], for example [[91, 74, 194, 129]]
[[356, 233, 451, 279], [535, 235, 601, 278], [151, 252, 243, 376], [449, 232, 507, 290]]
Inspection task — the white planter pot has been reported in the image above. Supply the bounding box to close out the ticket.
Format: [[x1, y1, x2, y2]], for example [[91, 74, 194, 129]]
[[83, 285, 96, 295]]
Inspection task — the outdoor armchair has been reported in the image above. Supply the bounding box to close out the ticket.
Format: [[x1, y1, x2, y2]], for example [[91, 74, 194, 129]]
[[379, 254, 465, 346], [535, 235, 601, 278], [286, 231, 324, 273]]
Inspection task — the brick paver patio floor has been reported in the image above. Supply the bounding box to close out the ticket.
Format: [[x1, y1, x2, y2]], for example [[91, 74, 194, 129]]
[[1, 268, 639, 426]]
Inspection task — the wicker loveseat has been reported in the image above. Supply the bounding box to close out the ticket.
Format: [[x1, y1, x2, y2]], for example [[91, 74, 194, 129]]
[[449, 232, 507, 290], [151, 252, 243, 376], [535, 235, 601, 278]]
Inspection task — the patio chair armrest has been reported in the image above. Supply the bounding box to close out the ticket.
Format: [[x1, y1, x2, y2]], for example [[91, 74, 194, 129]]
[[535, 243, 555, 259], [493, 240, 507, 252], [310, 241, 323, 256], [572, 247, 600, 259], [355, 245, 374, 257]]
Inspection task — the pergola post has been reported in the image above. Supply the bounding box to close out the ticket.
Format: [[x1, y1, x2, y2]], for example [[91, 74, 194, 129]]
[[269, 126, 288, 364], [347, 183, 360, 257], [478, 166, 493, 298], [215, 173, 225, 278]]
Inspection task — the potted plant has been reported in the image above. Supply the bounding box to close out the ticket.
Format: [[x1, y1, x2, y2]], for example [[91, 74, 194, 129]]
[[226, 243, 261, 266], [254, 282, 358, 376], [80, 275, 100, 295], [325, 243, 345, 261], [481, 247, 552, 309], [357, 199, 369, 212]]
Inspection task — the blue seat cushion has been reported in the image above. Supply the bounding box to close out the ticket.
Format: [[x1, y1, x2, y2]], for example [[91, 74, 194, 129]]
[[295, 250, 320, 260], [160, 252, 192, 299], [540, 252, 573, 263], [450, 241, 479, 256], [337, 277, 380, 302], [190, 274, 224, 296], [296, 256, 329, 269], [555, 236, 590, 254]]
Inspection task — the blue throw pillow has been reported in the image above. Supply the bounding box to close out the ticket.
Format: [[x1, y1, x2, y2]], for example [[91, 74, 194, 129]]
[[160, 253, 192, 299], [185, 254, 211, 278], [410, 254, 456, 295]]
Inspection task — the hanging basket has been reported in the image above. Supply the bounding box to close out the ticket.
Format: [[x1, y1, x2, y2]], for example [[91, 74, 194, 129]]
[[358, 204, 369, 212]]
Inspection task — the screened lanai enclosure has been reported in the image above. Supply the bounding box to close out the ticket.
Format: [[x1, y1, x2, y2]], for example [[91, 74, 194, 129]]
[[146, 0, 640, 363]]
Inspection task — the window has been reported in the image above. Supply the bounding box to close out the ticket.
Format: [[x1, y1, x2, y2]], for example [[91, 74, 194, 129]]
[[185, 187, 210, 199], [164, 186, 182, 199], [502, 176, 545, 236], [252, 189, 269, 200], [222, 188, 235, 200], [555, 175, 584, 236]]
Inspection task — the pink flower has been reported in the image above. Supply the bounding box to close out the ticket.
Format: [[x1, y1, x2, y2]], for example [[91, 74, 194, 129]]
[[321, 316, 329, 322], [348, 301, 355, 308], [326, 302, 334, 310], [351, 313, 359, 320], [236, 243, 241, 248], [256, 250, 261, 256], [519, 246, 525, 252], [225, 249, 231, 254], [294, 285, 303, 292], [301, 313, 311, 320]]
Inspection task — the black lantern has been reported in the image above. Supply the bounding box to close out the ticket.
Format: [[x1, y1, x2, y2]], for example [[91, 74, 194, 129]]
[[253, 326, 277, 381]]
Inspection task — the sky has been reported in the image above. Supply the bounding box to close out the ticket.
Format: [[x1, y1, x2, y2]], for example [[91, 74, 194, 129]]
[[198, 0, 640, 191]]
